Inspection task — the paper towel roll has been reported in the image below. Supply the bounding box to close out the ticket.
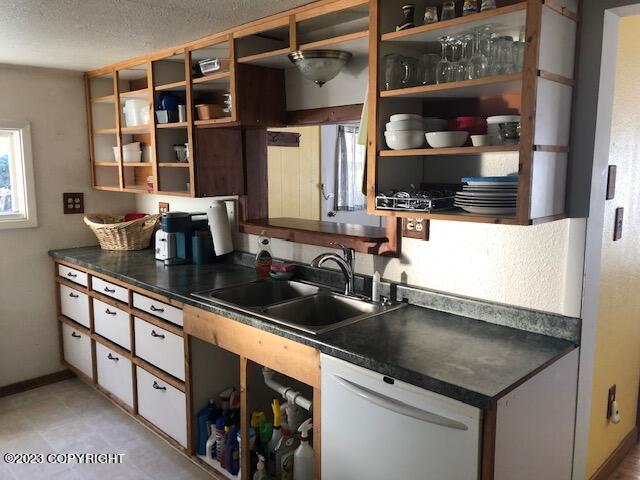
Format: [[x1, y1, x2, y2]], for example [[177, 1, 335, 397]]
[[207, 201, 234, 256]]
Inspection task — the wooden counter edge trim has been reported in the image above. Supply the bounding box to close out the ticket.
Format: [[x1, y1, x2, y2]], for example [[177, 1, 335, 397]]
[[183, 305, 321, 388], [133, 357, 186, 393], [481, 401, 497, 480]]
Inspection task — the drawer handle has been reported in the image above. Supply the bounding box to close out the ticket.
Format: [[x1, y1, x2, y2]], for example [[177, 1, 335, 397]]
[[150, 305, 165, 313], [107, 353, 119, 362], [66, 272, 77, 278], [152, 381, 166, 391], [104, 287, 116, 293], [68, 292, 79, 298], [71, 332, 81, 338], [105, 308, 117, 316], [151, 330, 165, 339]]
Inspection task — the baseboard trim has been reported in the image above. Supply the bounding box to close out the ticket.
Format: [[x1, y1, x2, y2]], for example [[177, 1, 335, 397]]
[[590, 426, 639, 480], [0, 369, 76, 398]]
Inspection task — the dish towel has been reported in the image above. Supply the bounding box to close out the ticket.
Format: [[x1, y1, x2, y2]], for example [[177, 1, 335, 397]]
[[357, 85, 369, 196]]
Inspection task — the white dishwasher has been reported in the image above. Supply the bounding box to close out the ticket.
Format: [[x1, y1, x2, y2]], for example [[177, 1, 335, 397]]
[[321, 354, 481, 480]]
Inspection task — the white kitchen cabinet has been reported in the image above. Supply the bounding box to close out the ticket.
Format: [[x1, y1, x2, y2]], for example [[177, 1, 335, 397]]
[[59, 284, 90, 328], [96, 342, 134, 408], [321, 354, 481, 480], [93, 298, 130, 350], [92, 276, 129, 303], [62, 323, 93, 379], [133, 293, 183, 327], [57, 264, 88, 287], [134, 317, 185, 380]]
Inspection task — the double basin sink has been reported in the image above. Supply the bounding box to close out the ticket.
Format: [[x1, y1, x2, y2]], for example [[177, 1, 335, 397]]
[[192, 279, 404, 335]]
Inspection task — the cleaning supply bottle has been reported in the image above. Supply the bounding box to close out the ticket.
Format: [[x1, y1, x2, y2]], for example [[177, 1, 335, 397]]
[[255, 232, 273, 279], [215, 417, 226, 464], [293, 419, 314, 480], [268, 399, 283, 477], [225, 425, 240, 475], [196, 400, 217, 455], [205, 426, 217, 461], [254, 454, 267, 480]]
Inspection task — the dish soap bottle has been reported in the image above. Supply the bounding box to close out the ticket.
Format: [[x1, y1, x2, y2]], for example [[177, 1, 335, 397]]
[[255, 231, 273, 279], [268, 398, 283, 477], [293, 419, 313, 480]]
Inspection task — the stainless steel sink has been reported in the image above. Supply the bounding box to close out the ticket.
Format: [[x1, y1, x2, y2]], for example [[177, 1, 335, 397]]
[[193, 280, 320, 309], [192, 279, 405, 335]]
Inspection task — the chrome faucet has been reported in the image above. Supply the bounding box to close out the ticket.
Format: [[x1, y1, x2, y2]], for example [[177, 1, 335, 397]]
[[311, 243, 355, 296]]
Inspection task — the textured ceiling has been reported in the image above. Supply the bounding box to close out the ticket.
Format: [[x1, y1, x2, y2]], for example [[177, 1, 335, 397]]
[[0, 0, 312, 71]]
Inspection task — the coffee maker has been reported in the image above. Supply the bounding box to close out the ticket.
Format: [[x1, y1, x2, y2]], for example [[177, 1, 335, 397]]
[[155, 212, 213, 265]]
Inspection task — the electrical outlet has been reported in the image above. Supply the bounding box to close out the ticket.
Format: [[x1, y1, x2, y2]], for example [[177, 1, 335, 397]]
[[607, 384, 616, 419], [63, 193, 84, 214], [402, 218, 429, 240], [614, 207, 624, 241], [159, 202, 169, 214]]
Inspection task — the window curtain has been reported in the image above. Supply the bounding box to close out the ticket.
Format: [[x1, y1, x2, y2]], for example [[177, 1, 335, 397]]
[[335, 125, 366, 211]]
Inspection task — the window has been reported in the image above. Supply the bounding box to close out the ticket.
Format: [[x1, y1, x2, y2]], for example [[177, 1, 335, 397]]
[[335, 124, 366, 211], [0, 122, 37, 229]]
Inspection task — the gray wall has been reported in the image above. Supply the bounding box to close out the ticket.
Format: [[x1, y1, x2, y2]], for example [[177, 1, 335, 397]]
[[568, 0, 639, 217]]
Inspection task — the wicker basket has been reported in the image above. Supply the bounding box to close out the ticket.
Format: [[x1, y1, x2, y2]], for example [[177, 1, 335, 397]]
[[84, 214, 160, 251]]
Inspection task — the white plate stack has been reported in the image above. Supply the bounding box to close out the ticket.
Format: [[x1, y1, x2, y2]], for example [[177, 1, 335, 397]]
[[454, 176, 518, 215]]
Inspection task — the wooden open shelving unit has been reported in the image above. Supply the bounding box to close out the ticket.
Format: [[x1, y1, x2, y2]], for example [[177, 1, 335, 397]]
[[368, 0, 578, 226]]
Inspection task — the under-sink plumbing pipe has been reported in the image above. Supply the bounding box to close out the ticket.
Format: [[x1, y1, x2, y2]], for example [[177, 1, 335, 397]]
[[262, 367, 313, 412]]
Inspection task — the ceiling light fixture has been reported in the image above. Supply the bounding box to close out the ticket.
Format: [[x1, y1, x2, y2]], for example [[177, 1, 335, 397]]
[[288, 50, 352, 87]]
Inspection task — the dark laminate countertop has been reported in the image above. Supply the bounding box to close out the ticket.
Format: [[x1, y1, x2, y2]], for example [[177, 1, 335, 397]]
[[49, 246, 577, 409]]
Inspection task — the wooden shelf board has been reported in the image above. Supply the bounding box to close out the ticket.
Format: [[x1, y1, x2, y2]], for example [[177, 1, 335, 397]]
[[240, 217, 389, 242], [157, 122, 188, 129], [120, 88, 149, 99], [192, 71, 231, 84], [121, 125, 151, 134], [379, 144, 520, 157], [122, 186, 150, 194], [299, 30, 369, 56], [93, 185, 121, 192], [154, 80, 186, 91], [94, 162, 119, 167], [158, 162, 191, 168], [94, 128, 118, 135], [122, 162, 153, 168], [379, 73, 522, 99], [193, 117, 235, 126], [381, 3, 526, 43], [374, 208, 523, 225], [91, 94, 115, 104], [237, 47, 293, 69]]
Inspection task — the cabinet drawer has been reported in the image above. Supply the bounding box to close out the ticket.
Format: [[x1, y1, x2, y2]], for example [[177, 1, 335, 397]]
[[92, 277, 129, 303], [59, 284, 90, 328], [93, 299, 130, 350], [133, 293, 183, 327], [136, 366, 187, 447], [96, 343, 133, 408], [134, 317, 184, 381], [58, 264, 88, 287], [62, 323, 92, 379]]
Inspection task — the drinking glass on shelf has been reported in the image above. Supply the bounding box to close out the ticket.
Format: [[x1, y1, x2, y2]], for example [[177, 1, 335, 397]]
[[493, 35, 515, 75], [441, 1, 456, 20], [465, 29, 488, 79], [383, 54, 403, 90], [436, 36, 452, 84], [423, 6, 438, 24], [449, 37, 466, 82], [480, 0, 496, 11], [513, 40, 525, 72], [401, 56, 419, 88], [418, 53, 440, 85]]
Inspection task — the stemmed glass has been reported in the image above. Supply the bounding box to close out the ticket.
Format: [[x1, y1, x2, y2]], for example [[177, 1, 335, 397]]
[[465, 28, 489, 79], [436, 36, 452, 84]]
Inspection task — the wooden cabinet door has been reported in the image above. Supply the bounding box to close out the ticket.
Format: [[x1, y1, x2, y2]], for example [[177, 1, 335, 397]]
[[195, 127, 246, 197]]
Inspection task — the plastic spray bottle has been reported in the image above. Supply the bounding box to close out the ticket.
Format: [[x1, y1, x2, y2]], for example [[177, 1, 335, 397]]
[[293, 419, 313, 480], [255, 232, 273, 279], [254, 454, 267, 480]]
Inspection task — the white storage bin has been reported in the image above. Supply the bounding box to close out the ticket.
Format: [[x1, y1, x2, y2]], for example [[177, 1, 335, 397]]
[[122, 99, 150, 127], [62, 323, 92, 379], [96, 343, 133, 408]]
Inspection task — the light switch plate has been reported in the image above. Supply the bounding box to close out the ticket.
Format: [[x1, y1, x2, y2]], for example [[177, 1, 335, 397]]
[[159, 202, 169, 214], [614, 207, 623, 241], [63, 193, 84, 214], [606, 165, 617, 200]]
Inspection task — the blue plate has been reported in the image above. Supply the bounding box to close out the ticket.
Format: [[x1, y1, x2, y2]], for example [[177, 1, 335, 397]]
[[461, 176, 518, 183]]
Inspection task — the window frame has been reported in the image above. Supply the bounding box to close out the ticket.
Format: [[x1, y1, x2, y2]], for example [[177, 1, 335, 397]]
[[0, 121, 37, 230]]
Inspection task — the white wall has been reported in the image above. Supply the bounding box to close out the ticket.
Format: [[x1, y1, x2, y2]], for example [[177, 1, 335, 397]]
[[0, 64, 135, 387]]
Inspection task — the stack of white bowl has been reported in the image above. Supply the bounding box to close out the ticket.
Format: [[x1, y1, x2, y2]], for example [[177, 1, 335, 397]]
[[384, 114, 448, 150]]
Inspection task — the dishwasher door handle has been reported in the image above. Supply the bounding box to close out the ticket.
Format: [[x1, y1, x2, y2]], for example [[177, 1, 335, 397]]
[[332, 374, 469, 431]]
